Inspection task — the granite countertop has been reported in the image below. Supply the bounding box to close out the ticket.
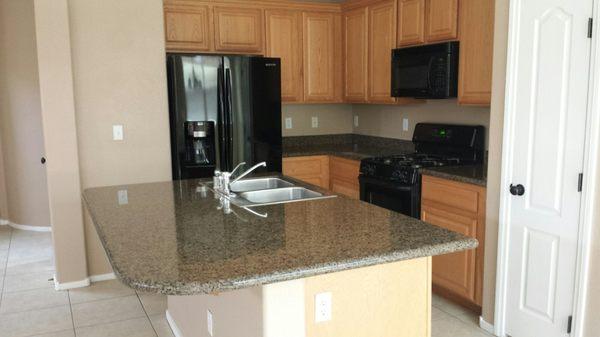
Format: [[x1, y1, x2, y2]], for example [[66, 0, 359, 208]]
[[83, 177, 478, 296], [420, 164, 487, 187], [282, 134, 414, 161]]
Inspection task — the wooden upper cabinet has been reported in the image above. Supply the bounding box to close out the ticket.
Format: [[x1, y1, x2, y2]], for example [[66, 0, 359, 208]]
[[213, 6, 264, 54], [265, 10, 303, 102], [303, 12, 341, 103], [164, 4, 212, 52], [425, 0, 458, 42], [458, 0, 494, 105], [343, 8, 368, 102], [397, 0, 426, 47], [368, 0, 397, 103]]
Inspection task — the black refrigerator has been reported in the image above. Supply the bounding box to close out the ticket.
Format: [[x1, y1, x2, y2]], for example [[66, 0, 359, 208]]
[[167, 54, 282, 180]]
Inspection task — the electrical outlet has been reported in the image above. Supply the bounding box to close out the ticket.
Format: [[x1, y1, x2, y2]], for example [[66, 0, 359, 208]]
[[315, 292, 332, 323], [207, 310, 214, 336], [285, 117, 293, 129], [113, 124, 124, 141], [117, 190, 128, 205], [311, 116, 319, 128], [354, 115, 359, 127], [402, 118, 409, 132]]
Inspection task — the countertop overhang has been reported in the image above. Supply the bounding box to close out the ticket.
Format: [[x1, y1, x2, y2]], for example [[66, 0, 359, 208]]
[[83, 176, 478, 296]]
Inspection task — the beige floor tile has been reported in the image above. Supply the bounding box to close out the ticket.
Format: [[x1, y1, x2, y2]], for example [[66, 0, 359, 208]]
[[138, 292, 167, 316], [5, 258, 55, 276], [29, 330, 76, 337], [3, 271, 54, 293], [0, 305, 72, 337], [431, 306, 452, 322], [69, 279, 135, 304], [149, 314, 175, 337], [432, 316, 492, 337], [71, 295, 146, 328], [0, 287, 69, 314], [75, 317, 157, 337]]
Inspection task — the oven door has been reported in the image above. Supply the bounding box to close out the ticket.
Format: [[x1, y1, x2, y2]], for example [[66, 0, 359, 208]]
[[359, 175, 421, 218]]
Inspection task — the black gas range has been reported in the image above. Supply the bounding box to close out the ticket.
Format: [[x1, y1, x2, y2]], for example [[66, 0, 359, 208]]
[[359, 123, 484, 218]]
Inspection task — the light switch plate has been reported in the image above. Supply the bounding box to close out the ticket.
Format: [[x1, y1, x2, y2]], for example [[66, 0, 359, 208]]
[[354, 115, 359, 127], [285, 117, 293, 129], [117, 190, 128, 205], [311, 116, 319, 128], [113, 124, 124, 141], [207, 310, 213, 336], [402, 118, 409, 132], [315, 292, 332, 323]]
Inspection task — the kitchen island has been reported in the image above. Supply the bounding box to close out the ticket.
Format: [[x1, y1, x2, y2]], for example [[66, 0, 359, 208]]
[[83, 177, 477, 337]]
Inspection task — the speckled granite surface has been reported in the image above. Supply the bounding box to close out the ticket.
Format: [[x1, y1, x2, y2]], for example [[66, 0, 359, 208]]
[[420, 165, 487, 187], [283, 134, 414, 161], [83, 177, 478, 296]]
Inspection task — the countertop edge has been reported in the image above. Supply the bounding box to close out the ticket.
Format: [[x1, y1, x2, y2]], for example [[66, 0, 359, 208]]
[[104, 239, 478, 296]]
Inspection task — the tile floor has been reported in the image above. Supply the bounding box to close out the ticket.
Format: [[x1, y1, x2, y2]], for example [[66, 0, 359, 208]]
[[0, 226, 493, 337]]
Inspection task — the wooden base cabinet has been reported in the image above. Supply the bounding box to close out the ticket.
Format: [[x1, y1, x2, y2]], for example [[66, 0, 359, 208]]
[[421, 175, 485, 312], [283, 156, 360, 199]]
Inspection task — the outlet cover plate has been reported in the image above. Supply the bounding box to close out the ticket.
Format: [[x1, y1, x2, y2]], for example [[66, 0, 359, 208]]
[[315, 292, 332, 323]]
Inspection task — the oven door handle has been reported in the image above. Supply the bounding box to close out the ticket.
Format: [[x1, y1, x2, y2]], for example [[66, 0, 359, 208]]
[[358, 175, 417, 191]]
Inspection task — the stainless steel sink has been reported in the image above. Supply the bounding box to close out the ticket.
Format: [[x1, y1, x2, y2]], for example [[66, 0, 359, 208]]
[[229, 177, 294, 193], [236, 187, 332, 206]]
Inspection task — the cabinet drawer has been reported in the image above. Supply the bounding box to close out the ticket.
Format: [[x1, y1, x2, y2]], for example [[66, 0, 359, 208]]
[[421, 175, 480, 213]]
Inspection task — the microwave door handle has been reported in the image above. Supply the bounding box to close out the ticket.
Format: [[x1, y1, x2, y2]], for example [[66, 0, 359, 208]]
[[427, 57, 435, 95]]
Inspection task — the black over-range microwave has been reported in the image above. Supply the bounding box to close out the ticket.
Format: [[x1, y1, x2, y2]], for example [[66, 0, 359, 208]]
[[391, 42, 459, 99]]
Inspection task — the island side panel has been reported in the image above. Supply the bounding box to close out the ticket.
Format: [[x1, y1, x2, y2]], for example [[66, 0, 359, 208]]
[[167, 257, 432, 337], [168, 287, 263, 337], [304, 257, 432, 337]]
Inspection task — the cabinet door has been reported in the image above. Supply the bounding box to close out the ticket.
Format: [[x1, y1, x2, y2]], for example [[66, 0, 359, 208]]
[[303, 12, 340, 102], [164, 4, 212, 52], [422, 205, 478, 303], [398, 0, 426, 46], [458, 0, 494, 105], [329, 156, 360, 199], [368, 0, 397, 103], [266, 10, 303, 103], [213, 6, 264, 53], [283, 156, 330, 189], [343, 8, 368, 102], [425, 0, 458, 42]]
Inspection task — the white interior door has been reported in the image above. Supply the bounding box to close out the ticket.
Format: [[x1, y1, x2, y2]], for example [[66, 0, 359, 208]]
[[503, 0, 592, 336]]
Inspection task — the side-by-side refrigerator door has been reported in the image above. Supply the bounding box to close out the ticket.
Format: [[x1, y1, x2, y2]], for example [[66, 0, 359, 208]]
[[223, 56, 282, 175], [166, 54, 224, 179]]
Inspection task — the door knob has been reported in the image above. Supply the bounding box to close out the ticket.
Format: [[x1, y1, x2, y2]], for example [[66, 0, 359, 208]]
[[41, 157, 46, 164], [510, 184, 525, 196]]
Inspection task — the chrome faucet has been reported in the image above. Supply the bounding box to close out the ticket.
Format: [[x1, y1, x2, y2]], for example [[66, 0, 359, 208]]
[[214, 161, 267, 196], [230, 162, 267, 185]]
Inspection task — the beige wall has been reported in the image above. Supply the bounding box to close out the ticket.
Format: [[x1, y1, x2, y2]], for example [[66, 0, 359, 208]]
[[480, 0, 509, 326], [0, 135, 8, 220], [353, 101, 491, 147], [282, 104, 354, 136], [67, 0, 172, 276], [0, 0, 51, 228]]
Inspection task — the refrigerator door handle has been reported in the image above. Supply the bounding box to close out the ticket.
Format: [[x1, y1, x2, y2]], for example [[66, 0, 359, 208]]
[[217, 65, 228, 171], [225, 68, 234, 170]]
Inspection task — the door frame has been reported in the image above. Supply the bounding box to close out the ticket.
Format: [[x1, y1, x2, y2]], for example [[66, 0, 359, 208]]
[[494, 0, 600, 336]]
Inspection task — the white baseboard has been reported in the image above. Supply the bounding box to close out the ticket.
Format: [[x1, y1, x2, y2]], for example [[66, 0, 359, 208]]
[[166, 310, 183, 337], [90, 272, 116, 283], [54, 275, 91, 291], [0, 219, 8, 225], [479, 316, 496, 336], [5, 220, 52, 232]]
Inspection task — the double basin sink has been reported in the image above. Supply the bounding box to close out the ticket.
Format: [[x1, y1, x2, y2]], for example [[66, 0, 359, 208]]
[[214, 177, 336, 207]]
